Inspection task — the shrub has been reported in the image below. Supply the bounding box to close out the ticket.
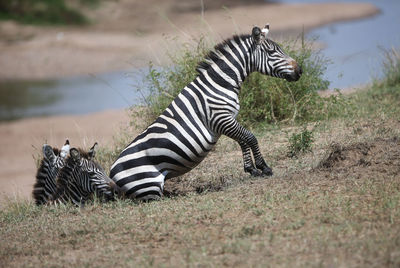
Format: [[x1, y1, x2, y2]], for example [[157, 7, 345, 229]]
[[138, 34, 340, 126]]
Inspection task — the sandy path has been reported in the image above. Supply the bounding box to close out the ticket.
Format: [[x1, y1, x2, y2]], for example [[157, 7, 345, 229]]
[[0, 1, 379, 202]]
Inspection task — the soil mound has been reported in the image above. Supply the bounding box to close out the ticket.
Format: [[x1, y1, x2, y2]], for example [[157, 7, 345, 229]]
[[318, 137, 400, 176]]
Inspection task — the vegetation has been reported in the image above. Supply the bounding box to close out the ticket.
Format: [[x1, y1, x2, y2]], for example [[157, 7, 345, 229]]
[[287, 127, 314, 158], [139, 38, 210, 121], [380, 47, 400, 87], [139, 34, 347, 127], [1, 40, 400, 266], [0, 0, 99, 25]]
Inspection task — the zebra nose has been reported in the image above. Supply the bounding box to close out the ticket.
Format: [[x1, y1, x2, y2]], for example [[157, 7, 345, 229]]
[[297, 65, 303, 76], [290, 60, 302, 77]]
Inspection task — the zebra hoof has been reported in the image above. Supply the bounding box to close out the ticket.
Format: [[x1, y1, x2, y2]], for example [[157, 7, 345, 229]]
[[249, 168, 263, 177], [261, 167, 273, 176]]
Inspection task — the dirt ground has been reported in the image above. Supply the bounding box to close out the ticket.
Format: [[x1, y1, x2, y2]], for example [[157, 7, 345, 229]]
[[0, 0, 380, 202], [164, 131, 400, 198]]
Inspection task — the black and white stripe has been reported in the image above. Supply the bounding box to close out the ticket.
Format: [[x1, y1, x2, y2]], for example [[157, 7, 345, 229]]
[[33, 140, 70, 205], [110, 25, 302, 201], [50, 144, 115, 206]]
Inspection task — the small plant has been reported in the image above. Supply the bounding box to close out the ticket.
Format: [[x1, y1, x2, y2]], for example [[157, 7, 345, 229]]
[[287, 127, 314, 158]]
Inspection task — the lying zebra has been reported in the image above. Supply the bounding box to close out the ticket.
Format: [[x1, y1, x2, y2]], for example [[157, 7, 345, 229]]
[[33, 140, 115, 206]]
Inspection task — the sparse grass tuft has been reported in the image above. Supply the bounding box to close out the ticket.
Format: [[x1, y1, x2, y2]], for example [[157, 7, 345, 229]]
[[380, 47, 400, 87]]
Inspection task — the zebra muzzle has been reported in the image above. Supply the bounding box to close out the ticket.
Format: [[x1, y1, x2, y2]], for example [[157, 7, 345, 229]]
[[285, 60, 302, 82]]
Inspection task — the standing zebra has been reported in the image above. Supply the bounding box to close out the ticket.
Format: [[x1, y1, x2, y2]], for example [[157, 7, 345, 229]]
[[110, 25, 302, 201]]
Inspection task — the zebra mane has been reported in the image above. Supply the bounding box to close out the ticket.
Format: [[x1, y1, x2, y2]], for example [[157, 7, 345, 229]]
[[196, 34, 251, 74], [52, 147, 61, 155]]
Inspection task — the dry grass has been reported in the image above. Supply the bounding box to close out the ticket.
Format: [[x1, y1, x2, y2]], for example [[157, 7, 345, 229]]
[[1, 109, 400, 267]]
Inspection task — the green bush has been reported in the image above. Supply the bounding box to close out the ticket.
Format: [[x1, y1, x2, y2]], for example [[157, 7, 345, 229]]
[[139, 34, 341, 126], [0, 0, 96, 25], [287, 127, 314, 158]]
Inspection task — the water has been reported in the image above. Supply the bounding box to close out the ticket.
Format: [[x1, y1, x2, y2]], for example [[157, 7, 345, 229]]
[[1, 0, 399, 121], [279, 0, 400, 89], [0, 70, 147, 121]]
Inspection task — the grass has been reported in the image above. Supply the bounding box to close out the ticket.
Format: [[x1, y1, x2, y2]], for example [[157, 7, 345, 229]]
[[1, 44, 400, 267]]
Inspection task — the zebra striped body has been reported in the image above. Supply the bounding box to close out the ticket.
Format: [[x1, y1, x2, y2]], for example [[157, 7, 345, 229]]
[[110, 26, 302, 201]]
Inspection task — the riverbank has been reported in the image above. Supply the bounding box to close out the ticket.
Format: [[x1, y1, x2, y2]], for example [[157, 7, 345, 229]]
[[0, 1, 380, 201]]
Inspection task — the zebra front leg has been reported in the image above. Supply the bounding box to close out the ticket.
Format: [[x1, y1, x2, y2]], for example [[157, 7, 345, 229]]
[[222, 118, 273, 177], [239, 140, 262, 176]]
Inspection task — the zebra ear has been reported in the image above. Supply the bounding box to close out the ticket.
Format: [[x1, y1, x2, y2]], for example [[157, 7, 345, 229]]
[[88, 142, 98, 160], [70, 148, 81, 162], [60, 139, 70, 159], [262, 24, 270, 38], [252, 26, 266, 45]]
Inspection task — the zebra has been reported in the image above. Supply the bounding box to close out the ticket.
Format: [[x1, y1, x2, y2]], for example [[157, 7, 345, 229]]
[[33, 141, 115, 206], [110, 25, 302, 201], [50, 144, 116, 206], [33, 140, 70, 205]]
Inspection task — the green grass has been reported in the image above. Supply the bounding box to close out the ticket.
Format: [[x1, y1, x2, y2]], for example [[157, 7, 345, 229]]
[[1, 44, 400, 267], [0, 0, 99, 25]]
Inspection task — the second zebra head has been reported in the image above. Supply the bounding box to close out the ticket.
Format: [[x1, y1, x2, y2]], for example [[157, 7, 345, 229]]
[[52, 145, 117, 205]]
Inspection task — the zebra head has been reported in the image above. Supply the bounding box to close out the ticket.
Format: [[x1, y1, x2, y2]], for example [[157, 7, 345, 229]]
[[251, 24, 302, 82], [67, 145, 115, 202]]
